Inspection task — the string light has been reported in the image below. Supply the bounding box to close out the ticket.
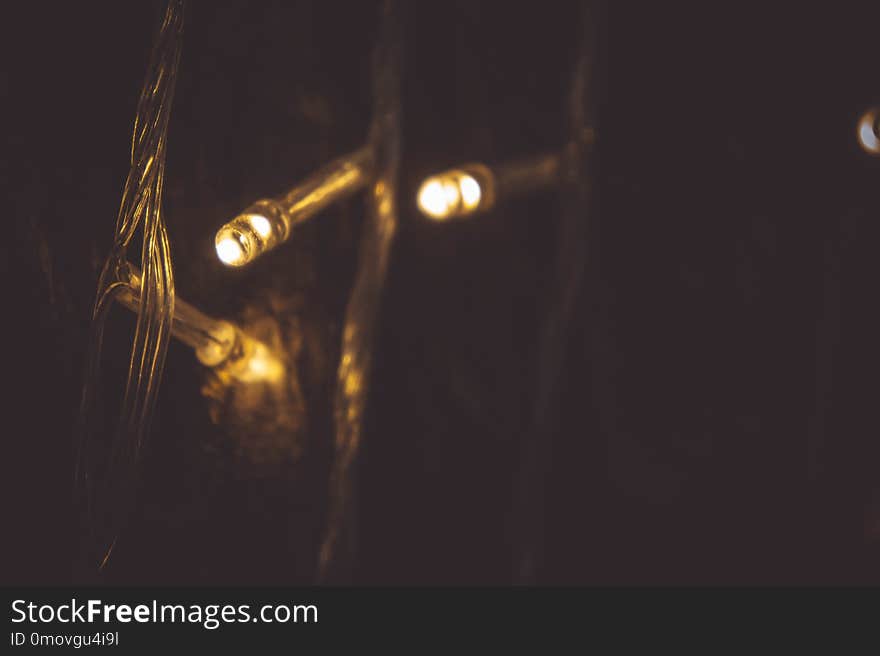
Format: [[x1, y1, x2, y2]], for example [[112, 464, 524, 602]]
[[857, 108, 880, 155], [114, 266, 283, 383], [417, 164, 495, 220], [215, 146, 374, 267], [416, 154, 560, 221]]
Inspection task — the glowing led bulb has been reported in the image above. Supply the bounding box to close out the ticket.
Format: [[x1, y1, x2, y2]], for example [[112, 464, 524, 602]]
[[235, 340, 285, 384], [418, 154, 560, 222], [214, 147, 374, 267], [416, 164, 494, 221], [214, 200, 289, 268], [417, 180, 454, 218], [216, 234, 246, 266], [459, 175, 482, 208], [113, 265, 284, 384], [248, 213, 272, 238], [857, 108, 880, 155], [193, 320, 238, 367], [209, 328, 286, 385]]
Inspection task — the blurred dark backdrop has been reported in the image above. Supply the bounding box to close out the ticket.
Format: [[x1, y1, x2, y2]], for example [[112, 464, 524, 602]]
[[3, 1, 880, 584]]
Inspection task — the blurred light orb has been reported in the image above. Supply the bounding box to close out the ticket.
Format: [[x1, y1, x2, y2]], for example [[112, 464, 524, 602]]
[[418, 179, 456, 219], [417, 168, 488, 221], [459, 175, 482, 209], [857, 108, 880, 155]]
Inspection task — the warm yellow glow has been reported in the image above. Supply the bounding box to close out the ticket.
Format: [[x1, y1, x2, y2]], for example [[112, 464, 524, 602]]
[[214, 148, 372, 268], [417, 180, 450, 218], [858, 109, 880, 155], [416, 166, 492, 221], [459, 175, 481, 209], [240, 342, 285, 384], [215, 205, 282, 268], [216, 235, 246, 266], [212, 213, 275, 268], [194, 321, 238, 368], [343, 369, 362, 396], [206, 328, 286, 385], [248, 213, 272, 238]]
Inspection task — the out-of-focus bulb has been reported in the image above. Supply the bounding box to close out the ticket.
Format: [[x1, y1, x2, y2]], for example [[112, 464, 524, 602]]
[[857, 108, 880, 155], [416, 164, 494, 221], [417, 179, 457, 219], [241, 341, 285, 384], [211, 329, 286, 385], [113, 265, 282, 385], [193, 320, 238, 367]]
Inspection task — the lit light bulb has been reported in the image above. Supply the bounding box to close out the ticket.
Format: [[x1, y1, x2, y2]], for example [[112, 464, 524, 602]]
[[216, 234, 246, 266], [215, 200, 290, 268], [417, 180, 454, 218], [114, 265, 284, 385], [416, 164, 494, 221], [247, 213, 271, 238], [857, 108, 880, 155], [214, 147, 374, 267], [193, 320, 238, 367], [211, 330, 286, 385], [240, 340, 285, 384], [459, 174, 482, 208], [418, 154, 561, 223]]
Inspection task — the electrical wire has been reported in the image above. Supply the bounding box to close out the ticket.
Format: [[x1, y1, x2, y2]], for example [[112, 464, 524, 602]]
[[75, 0, 185, 574]]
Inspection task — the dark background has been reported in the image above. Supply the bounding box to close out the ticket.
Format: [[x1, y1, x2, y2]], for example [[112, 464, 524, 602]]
[[3, 1, 880, 584]]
